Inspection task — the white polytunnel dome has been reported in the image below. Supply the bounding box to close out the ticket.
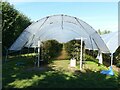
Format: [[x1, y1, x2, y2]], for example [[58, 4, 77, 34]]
[[9, 14, 110, 53], [101, 31, 120, 54]]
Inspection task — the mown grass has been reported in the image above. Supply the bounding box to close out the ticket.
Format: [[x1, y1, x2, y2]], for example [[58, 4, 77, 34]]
[[2, 54, 119, 88]]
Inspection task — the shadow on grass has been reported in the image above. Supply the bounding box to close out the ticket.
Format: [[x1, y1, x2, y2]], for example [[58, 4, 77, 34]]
[[2, 56, 119, 89], [2, 56, 36, 86]]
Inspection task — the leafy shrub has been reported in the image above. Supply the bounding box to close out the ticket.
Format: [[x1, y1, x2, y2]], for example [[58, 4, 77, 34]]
[[116, 63, 120, 68], [40, 40, 63, 64], [102, 46, 120, 67], [114, 46, 120, 67], [2, 1, 31, 55], [64, 39, 86, 62]]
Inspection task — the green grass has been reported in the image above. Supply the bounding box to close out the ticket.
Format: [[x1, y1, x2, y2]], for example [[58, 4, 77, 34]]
[[2, 55, 119, 88]]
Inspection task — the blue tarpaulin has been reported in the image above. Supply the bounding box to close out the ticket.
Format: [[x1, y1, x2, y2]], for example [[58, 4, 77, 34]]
[[100, 66, 114, 76]]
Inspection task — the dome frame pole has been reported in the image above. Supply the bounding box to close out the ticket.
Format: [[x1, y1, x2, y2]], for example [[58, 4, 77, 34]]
[[37, 40, 41, 67], [80, 37, 83, 70], [110, 53, 113, 66]]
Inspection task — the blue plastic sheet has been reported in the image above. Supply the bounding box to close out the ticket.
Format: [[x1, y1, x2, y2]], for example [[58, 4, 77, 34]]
[[100, 66, 114, 76]]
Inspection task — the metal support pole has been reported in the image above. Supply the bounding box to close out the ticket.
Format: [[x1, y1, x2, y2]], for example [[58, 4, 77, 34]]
[[34, 47, 36, 67], [38, 40, 40, 67], [80, 37, 83, 70], [98, 51, 103, 64], [83, 43, 85, 69], [111, 53, 113, 66]]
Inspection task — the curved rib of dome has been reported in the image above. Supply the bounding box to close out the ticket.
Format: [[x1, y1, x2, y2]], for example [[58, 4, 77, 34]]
[[9, 14, 110, 53]]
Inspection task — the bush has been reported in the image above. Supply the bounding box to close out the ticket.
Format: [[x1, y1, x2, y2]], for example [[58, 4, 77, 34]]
[[40, 40, 63, 64], [85, 49, 98, 58], [2, 1, 31, 55], [114, 46, 120, 67], [102, 53, 111, 66], [116, 62, 120, 68], [102, 46, 120, 67], [64, 39, 86, 61]]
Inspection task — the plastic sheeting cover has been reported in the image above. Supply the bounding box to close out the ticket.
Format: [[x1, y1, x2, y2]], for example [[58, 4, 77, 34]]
[[9, 14, 110, 53], [101, 31, 120, 54]]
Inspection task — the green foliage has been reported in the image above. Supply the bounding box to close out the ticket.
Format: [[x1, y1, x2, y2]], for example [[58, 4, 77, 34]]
[[2, 1, 31, 54], [40, 40, 63, 64], [102, 46, 120, 67], [97, 29, 111, 35], [85, 49, 98, 58], [0, 1, 2, 11], [114, 46, 120, 67], [64, 40, 76, 59], [2, 56, 119, 88], [64, 39, 85, 61]]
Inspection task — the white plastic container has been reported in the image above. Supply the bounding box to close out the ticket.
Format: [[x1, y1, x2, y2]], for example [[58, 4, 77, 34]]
[[70, 58, 76, 67]]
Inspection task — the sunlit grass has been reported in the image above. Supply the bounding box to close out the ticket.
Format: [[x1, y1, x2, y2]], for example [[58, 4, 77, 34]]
[[2, 55, 119, 88], [20, 53, 37, 57]]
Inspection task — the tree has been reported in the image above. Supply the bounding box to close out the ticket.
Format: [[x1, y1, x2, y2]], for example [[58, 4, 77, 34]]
[[103, 30, 111, 34], [97, 29, 111, 35], [2, 1, 31, 54], [97, 29, 102, 35]]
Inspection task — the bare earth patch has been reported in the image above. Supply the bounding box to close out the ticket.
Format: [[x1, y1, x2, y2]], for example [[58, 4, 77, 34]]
[[112, 65, 120, 72]]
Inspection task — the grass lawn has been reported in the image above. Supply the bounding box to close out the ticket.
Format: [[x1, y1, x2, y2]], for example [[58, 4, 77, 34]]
[[2, 55, 119, 88]]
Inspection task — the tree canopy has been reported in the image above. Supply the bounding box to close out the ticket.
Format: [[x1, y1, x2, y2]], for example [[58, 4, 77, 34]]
[[97, 29, 111, 35], [2, 1, 31, 54]]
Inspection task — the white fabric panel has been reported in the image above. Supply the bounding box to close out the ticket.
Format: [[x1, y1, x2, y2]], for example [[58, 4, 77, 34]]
[[85, 37, 98, 50], [41, 29, 80, 43], [101, 31, 120, 54], [77, 19, 95, 35], [25, 17, 47, 34], [63, 15, 79, 26], [9, 31, 31, 50], [9, 14, 110, 53], [90, 32, 110, 53]]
